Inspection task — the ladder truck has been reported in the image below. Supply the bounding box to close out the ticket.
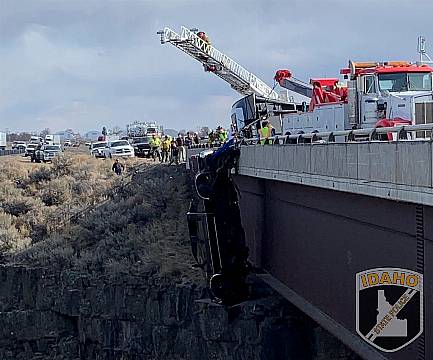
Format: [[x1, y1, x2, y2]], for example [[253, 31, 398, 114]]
[[158, 25, 280, 100]]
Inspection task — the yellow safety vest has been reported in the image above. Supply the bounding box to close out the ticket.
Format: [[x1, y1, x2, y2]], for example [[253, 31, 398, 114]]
[[162, 139, 170, 150], [260, 126, 269, 145], [151, 137, 161, 147]]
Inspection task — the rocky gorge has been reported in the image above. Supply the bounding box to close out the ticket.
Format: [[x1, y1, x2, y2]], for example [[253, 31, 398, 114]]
[[0, 160, 359, 359]]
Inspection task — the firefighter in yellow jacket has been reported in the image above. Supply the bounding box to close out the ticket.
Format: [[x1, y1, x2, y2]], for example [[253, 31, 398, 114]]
[[150, 134, 161, 161], [161, 135, 171, 163]]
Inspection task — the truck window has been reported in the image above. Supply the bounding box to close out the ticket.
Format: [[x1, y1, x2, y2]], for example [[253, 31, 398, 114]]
[[408, 72, 432, 91], [364, 76, 376, 94], [379, 72, 432, 92]]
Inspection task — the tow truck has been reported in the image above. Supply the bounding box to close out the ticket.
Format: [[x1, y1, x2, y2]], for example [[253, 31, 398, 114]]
[[273, 61, 433, 140]]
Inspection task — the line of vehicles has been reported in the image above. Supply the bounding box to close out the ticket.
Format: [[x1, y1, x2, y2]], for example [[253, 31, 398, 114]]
[[24, 135, 62, 163], [2, 134, 78, 162], [89, 122, 162, 159], [3, 122, 163, 162]]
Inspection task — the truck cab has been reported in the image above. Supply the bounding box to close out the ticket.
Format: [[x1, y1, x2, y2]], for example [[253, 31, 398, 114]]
[[352, 62, 433, 128]]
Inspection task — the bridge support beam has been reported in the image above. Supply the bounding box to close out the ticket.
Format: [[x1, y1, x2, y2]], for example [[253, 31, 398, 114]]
[[234, 174, 432, 360]]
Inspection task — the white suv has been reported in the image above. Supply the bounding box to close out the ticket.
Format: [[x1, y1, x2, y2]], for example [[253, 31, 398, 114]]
[[90, 141, 107, 158], [104, 140, 134, 158]]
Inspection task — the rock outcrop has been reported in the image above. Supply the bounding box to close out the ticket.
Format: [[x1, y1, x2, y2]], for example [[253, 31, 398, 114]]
[[0, 266, 358, 360]]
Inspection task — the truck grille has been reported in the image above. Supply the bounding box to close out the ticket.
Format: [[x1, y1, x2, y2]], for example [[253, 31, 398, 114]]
[[115, 149, 130, 154], [415, 102, 433, 138]]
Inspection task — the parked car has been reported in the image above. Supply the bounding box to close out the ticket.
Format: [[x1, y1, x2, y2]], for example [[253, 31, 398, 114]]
[[104, 140, 134, 158], [25, 143, 38, 157], [131, 137, 151, 157], [32, 144, 62, 163], [12, 141, 27, 150], [63, 140, 72, 147], [90, 141, 107, 158]]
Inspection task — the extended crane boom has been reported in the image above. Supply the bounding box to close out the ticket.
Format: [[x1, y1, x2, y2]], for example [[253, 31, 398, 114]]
[[158, 26, 279, 100]]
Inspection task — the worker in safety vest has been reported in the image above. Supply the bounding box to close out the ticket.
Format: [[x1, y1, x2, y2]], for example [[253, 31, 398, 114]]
[[150, 134, 161, 162], [217, 126, 228, 143], [161, 135, 171, 163], [259, 121, 272, 145]]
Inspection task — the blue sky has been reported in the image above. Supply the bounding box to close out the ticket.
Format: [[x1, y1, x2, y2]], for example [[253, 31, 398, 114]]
[[1, 0, 433, 133]]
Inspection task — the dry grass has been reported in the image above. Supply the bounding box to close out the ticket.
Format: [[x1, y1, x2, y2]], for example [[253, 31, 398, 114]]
[[1, 154, 198, 281], [0, 154, 133, 250]]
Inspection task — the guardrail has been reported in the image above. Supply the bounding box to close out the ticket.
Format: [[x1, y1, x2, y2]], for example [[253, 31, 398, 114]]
[[240, 123, 433, 145], [187, 142, 223, 150], [0, 149, 25, 156]]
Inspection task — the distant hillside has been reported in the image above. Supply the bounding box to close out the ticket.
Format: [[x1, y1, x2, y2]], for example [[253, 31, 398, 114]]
[[164, 128, 178, 138], [84, 130, 101, 140]]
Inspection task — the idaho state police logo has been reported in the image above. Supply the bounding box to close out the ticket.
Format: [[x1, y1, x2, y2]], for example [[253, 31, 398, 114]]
[[356, 268, 423, 352]]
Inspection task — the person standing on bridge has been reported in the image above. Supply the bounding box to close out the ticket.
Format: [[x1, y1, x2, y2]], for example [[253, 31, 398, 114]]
[[208, 131, 215, 146], [217, 126, 228, 143], [161, 135, 171, 163], [259, 121, 272, 145], [150, 134, 161, 162], [184, 132, 192, 148], [169, 142, 179, 166], [175, 134, 185, 162], [193, 133, 199, 145], [112, 158, 124, 176]]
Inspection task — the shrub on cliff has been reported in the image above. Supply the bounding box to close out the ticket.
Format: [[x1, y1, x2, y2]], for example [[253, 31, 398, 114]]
[[28, 167, 52, 183], [0, 211, 31, 254], [0, 154, 121, 254], [10, 164, 198, 280]]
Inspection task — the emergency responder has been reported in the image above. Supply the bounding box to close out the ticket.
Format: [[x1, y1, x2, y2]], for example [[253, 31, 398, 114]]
[[150, 134, 161, 161], [161, 135, 171, 163], [197, 31, 211, 45], [112, 158, 124, 176], [259, 121, 272, 145], [175, 134, 185, 162], [217, 126, 228, 143]]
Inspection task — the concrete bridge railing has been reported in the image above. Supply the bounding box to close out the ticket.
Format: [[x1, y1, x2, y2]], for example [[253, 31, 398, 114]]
[[238, 141, 433, 206]]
